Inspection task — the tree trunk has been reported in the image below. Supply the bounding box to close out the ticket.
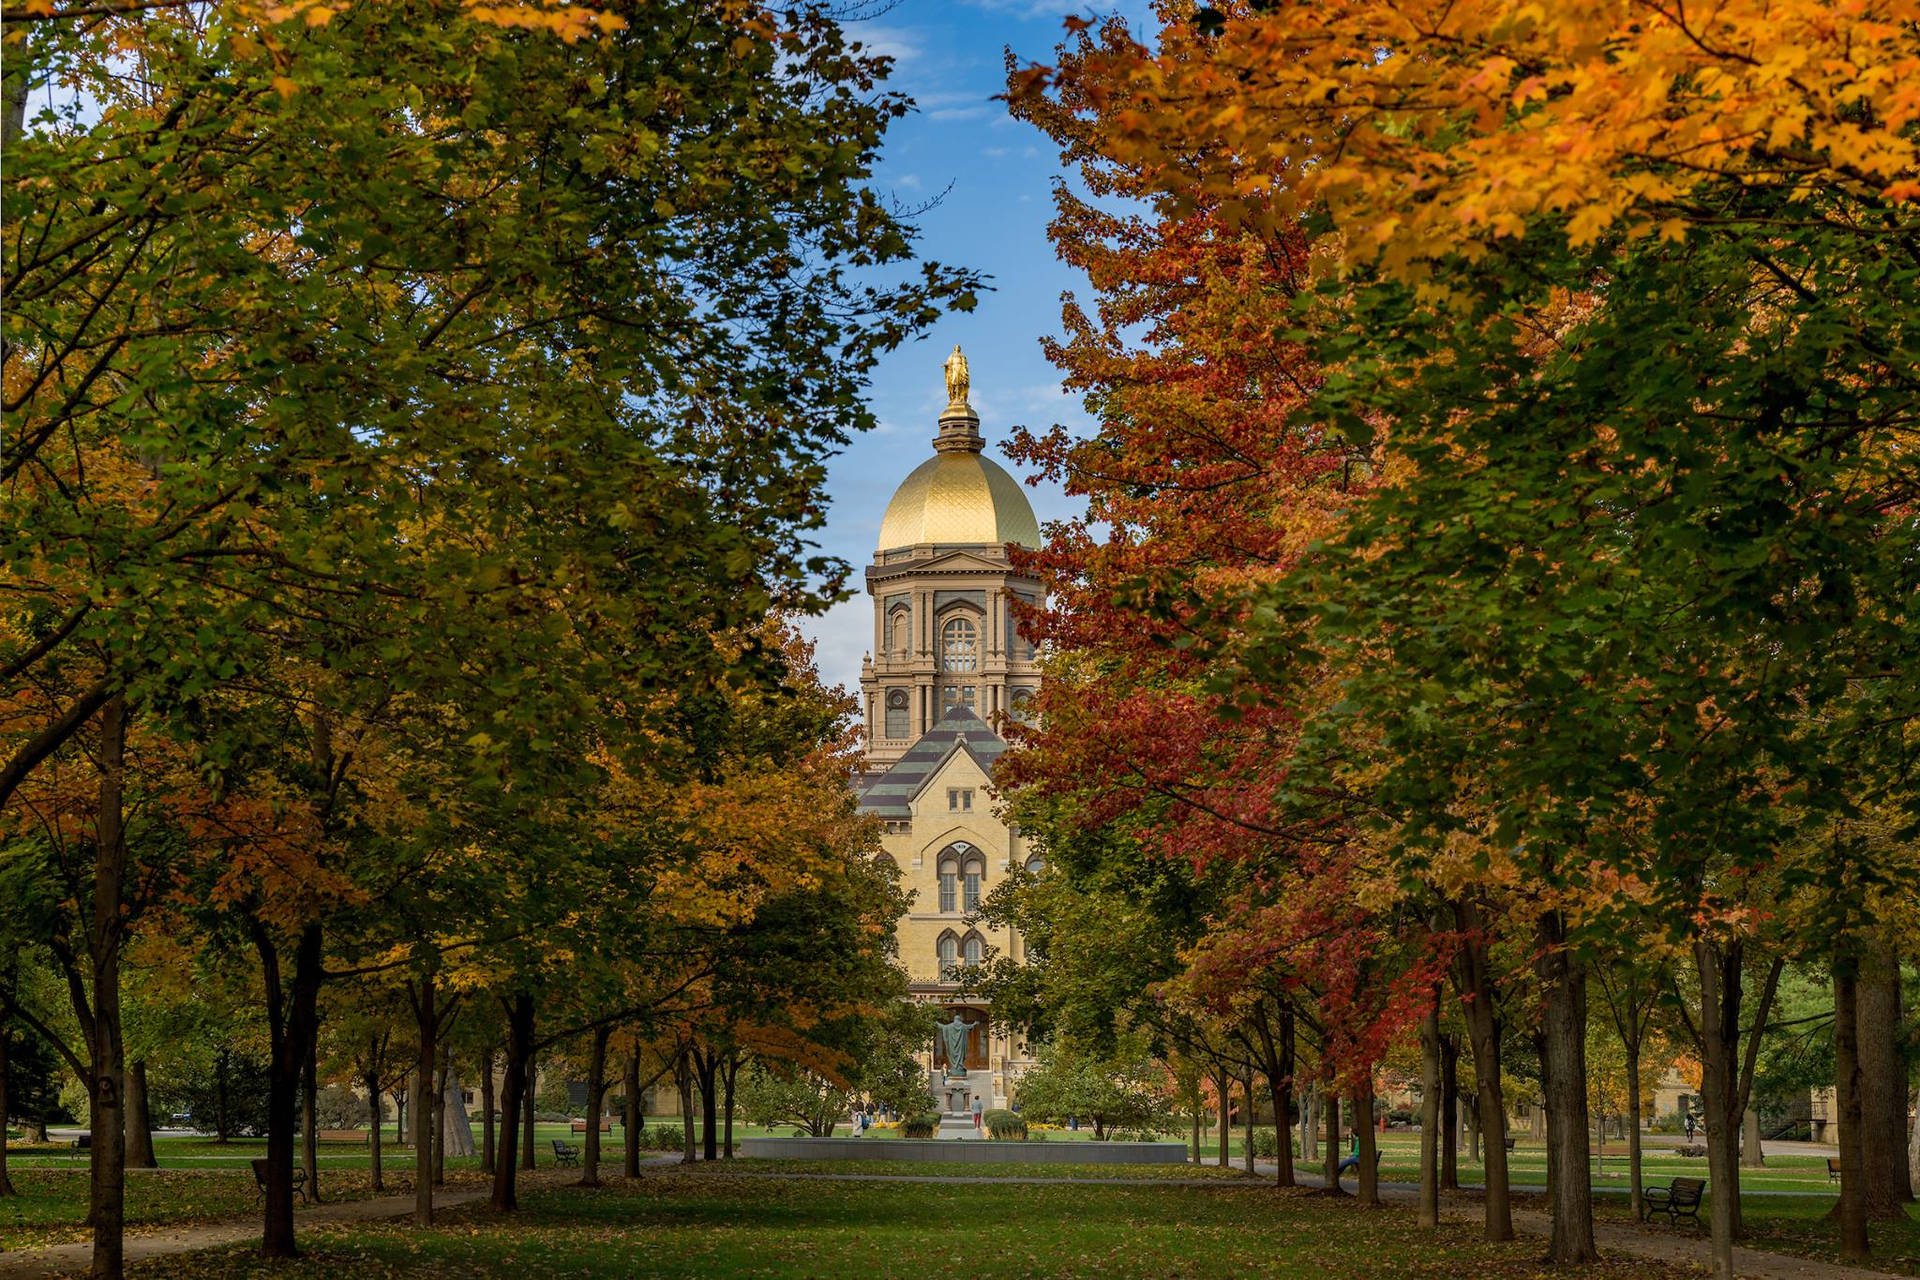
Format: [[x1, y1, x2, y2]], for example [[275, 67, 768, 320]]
[[1625, 1032, 1644, 1221], [0, 1023, 15, 1198], [365, 1057, 384, 1193], [696, 1048, 719, 1162], [413, 974, 435, 1225], [1419, 1001, 1441, 1229], [1536, 912, 1597, 1263], [1454, 904, 1512, 1242], [489, 994, 533, 1212], [1440, 1033, 1460, 1191], [480, 1052, 495, 1177], [1254, 1002, 1295, 1187], [1190, 1081, 1202, 1164], [123, 1060, 157, 1169], [85, 694, 130, 1280], [1213, 1069, 1229, 1166], [1300, 1085, 1315, 1165], [1323, 1084, 1341, 1191], [722, 1054, 739, 1159], [1356, 1081, 1380, 1206], [1833, 960, 1869, 1262], [1694, 938, 1756, 1276], [580, 1024, 610, 1187], [259, 922, 324, 1260], [393, 1084, 406, 1149], [520, 1050, 536, 1172], [1242, 1071, 1256, 1174], [1908, 1085, 1920, 1195], [1741, 1108, 1765, 1169], [677, 1048, 695, 1165], [302, 1038, 321, 1204], [624, 1051, 642, 1179], [432, 1052, 449, 1187], [1858, 936, 1910, 1211]]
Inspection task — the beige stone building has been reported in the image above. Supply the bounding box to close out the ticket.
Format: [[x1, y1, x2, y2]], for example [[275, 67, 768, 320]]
[[855, 348, 1044, 1112]]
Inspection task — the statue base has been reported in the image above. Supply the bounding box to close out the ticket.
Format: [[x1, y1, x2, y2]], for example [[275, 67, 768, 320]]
[[936, 1111, 981, 1140]]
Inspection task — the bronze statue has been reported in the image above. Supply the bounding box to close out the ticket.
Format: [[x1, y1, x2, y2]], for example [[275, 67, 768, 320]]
[[936, 1012, 972, 1077]]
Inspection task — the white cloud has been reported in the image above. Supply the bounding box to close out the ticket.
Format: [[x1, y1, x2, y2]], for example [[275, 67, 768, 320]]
[[796, 595, 874, 700], [853, 23, 923, 67]]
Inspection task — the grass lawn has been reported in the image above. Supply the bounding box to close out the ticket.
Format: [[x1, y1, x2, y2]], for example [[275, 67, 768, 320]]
[[109, 1170, 1706, 1279], [1592, 1193, 1920, 1277], [0, 1167, 462, 1251]]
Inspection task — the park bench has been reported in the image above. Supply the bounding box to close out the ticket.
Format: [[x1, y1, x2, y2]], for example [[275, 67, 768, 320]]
[[550, 1139, 580, 1168], [1503, 1136, 1516, 1152], [1641, 1176, 1705, 1229], [316, 1129, 369, 1143], [71, 1133, 91, 1151], [250, 1158, 310, 1205], [1828, 1157, 1842, 1182], [569, 1119, 612, 1134]]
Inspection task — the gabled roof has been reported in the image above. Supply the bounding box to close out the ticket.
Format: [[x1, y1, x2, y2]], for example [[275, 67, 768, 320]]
[[856, 709, 1008, 818]]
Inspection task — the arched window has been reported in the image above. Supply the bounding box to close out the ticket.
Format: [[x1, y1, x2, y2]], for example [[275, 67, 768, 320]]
[[962, 934, 984, 966], [884, 688, 909, 739], [889, 609, 910, 658], [1024, 853, 1045, 875], [937, 933, 958, 972], [941, 616, 978, 672], [962, 853, 984, 912], [1009, 687, 1036, 724], [938, 857, 959, 913]]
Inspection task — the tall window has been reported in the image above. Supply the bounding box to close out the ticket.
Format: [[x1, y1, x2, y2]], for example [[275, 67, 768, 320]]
[[941, 684, 976, 715], [962, 854, 984, 912], [938, 857, 958, 912], [884, 688, 909, 738], [941, 616, 978, 672], [962, 934, 983, 966], [937, 933, 958, 971], [890, 609, 910, 658]]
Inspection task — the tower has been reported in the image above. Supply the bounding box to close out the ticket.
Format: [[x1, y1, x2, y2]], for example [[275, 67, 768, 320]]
[[854, 348, 1045, 1113]]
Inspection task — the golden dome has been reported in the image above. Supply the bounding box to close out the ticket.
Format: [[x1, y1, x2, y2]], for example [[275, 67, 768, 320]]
[[876, 347, 1040, 552], [877, 450, 1041, 551]]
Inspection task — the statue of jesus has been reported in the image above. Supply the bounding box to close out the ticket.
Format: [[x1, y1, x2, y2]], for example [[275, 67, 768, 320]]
[[936, 1012, 972, 1077], [943, 344, 970, 411]]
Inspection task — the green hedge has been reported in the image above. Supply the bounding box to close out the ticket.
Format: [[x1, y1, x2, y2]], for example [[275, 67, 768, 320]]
[[900, 1112, 941, 1139], [983, 1108, 1028, 1140]]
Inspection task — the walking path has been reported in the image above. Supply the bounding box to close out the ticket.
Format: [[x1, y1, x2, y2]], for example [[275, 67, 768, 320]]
[[0, 1187, 491, 1279]]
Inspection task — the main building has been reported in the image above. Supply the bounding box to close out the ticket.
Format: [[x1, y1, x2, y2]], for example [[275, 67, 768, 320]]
[[855, 348, 1043, 1112]]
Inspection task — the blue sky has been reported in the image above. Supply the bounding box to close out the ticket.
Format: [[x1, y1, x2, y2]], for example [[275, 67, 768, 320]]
[[795, 0, 1152, 694]]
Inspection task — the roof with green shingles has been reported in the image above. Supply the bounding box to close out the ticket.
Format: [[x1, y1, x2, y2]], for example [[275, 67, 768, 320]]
[[856, 709, 1007, 817]]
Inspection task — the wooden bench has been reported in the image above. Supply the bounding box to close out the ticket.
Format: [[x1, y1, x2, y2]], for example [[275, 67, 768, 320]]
[[71, 1133, 91, 1151], [1828, 1157, 1842, 1182], [550, 1138, 580, 1168], [1642, 1176, 1705, 1228], [316, 1129, 371, 1143], [569, 1119, 612, 1134], [1503, 1136, 1517, 1152], [249, 1158, 310, 1204]]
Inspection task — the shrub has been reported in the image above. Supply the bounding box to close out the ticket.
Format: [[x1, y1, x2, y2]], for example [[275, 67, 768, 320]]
[[1250, 1128, 1290, 1158], [642, 1122, 686, 1151], [1649, 1110, 1686, 1134], [1386, 1108, 1417, 1127], [983, 1108, 1027, 1140], [900, 1112, 940, 1138]]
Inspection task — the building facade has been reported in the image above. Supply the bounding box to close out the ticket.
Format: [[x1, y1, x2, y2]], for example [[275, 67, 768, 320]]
[[856, 348, 1044, 1112]]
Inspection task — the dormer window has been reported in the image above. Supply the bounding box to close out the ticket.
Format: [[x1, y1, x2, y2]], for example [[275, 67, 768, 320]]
[[941, 617, 978, 672]]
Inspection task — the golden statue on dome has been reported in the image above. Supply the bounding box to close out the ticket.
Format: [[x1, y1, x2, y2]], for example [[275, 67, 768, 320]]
[[943, 344, 971, 413]]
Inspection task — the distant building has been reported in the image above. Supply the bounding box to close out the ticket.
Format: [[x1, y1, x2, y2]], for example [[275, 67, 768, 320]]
[[855, 348, 1045, 1110]]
